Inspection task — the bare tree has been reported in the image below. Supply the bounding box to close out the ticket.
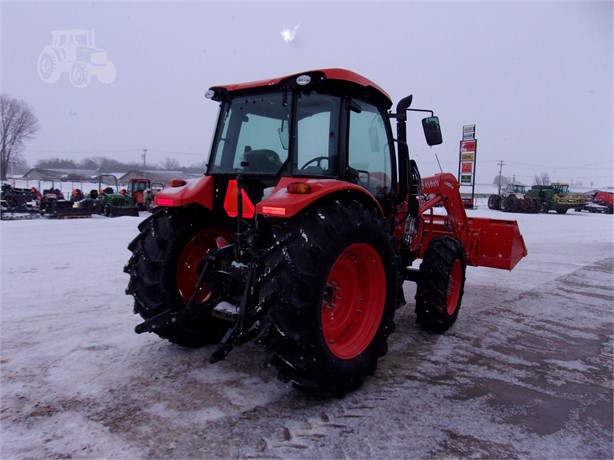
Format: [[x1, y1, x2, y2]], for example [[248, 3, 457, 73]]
[[162, 157, 181, 170], [0, 94, 40, 180], [493, 174, 510, 192], [534, 172, 550, 186]]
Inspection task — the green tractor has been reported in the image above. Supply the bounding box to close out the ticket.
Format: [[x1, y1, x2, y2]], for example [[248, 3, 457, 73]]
[[527, 182, 586, 214], [92, 175, 139, 217]]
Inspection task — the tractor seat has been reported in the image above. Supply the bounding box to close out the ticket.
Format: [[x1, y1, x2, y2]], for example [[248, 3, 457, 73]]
[[243, 149, 282, 173]]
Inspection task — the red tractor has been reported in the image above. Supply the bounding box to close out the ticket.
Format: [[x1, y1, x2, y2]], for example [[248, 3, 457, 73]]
[[125, 69, 527, 397], [127, 178, 151, 210]]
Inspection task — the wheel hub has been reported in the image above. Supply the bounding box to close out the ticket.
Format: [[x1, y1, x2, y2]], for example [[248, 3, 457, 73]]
[[321, 243, 386, 359]]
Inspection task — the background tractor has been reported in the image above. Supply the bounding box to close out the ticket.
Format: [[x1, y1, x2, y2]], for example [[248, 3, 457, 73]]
[[91, 175, 139, 217], [38, 181, 92, 219], [488, 183, 539, 213], [0, 183, 40, 219], [583, 190, 613, 214], [126, 178, 165, 211], [527, 182, 586, 214], [142, 181, 164, 211], [37, 29, 116, 88], [126, 178, 151, 211], [124, 69, 527, 397]]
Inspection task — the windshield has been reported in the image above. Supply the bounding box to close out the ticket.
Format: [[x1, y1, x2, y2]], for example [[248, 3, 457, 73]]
[[208, 92, 290, 174], [553, 184, 569, 194], [208, 90, 345, 177]]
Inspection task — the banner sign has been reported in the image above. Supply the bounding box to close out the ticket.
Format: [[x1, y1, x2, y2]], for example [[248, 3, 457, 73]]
[[458, 125, 477, 207], [459, 139, 477, 186], [463, 124, 476, 141]]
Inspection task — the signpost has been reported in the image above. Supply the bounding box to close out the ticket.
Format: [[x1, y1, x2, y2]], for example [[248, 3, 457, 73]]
[[458, 125, 477, 208]]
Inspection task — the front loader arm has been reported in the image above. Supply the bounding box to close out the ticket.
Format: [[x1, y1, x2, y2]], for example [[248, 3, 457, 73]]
[[415, 173, 527, 270], [417, 173, 474, 251]]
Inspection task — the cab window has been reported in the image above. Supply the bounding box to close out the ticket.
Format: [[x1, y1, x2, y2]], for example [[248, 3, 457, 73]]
[[293, 92, 340, 176], [348, 100, 393, 197]]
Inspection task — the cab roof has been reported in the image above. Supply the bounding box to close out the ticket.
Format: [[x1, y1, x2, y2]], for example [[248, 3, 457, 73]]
[[209, 68, 393, 110]]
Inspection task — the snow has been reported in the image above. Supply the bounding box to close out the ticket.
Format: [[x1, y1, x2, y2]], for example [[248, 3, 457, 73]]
[[1, 207, 612, 459]]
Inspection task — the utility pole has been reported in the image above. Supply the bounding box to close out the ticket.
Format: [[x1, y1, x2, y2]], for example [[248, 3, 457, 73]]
[[142, 149, 147, 169], [497, 160, 505, 195]]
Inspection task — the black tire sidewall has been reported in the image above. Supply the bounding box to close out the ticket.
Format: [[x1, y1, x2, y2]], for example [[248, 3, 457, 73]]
[[126, 206, 233, 346], [415, 237, 466, 333], [263, 199, 398, 396]]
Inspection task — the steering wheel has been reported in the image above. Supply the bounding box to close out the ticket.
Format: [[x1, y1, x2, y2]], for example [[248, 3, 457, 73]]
[[300, 156, 329, 170]]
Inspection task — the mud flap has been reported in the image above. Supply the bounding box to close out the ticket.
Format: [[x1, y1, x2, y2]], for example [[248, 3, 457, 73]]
[[468, 217, 528, 270]]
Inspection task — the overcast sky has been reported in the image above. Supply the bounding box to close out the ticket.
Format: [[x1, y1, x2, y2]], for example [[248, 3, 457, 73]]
[[1, 0, 612, 187]]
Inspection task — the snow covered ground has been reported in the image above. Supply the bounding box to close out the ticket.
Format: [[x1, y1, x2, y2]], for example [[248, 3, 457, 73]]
[[1, 207, 612, 459]]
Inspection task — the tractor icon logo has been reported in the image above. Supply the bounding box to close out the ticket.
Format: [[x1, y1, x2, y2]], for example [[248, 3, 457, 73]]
[[37, 29, 116, 88]]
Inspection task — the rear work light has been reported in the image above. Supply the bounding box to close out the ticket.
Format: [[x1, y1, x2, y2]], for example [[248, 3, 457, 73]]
[[261, 206, 286, 216], [155, 197, 174, 206], [287, 182, 312, 194]]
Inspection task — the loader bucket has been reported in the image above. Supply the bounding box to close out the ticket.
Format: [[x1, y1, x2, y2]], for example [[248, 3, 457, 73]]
[[109, 206, 139, 217], [468, 217, 527, 270]]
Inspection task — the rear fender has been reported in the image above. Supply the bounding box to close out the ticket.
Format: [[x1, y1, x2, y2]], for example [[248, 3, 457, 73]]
[[154, 176, 213, 209], [255, 177, 383, 218]]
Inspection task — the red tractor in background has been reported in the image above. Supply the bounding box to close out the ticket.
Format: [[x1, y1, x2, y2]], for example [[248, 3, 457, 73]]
[[585, 190, 613, 214], [126, 178, 150, 211], [124, 69, 527, 397]]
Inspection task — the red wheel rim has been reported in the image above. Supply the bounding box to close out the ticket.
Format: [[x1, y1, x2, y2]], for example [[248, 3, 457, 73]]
[[446, 259, 462, 315], [176, 227, 233, 304], [321, 243, 386, 359]]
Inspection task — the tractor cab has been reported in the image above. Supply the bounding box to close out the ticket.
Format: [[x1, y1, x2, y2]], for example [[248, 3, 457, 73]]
[[203, 69, 439, 216], [551, 182, 570, 195]]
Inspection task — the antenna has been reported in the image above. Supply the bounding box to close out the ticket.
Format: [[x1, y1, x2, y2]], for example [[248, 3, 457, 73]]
[[435, 154, 443, 172]]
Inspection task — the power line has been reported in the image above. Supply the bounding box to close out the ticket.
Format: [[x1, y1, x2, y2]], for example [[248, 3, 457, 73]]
[[497, 160, 505, 194], [23, 148, 204, 157]]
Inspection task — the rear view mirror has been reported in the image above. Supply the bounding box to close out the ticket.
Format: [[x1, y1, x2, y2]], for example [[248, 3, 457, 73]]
[[422, 116, 443, 146]]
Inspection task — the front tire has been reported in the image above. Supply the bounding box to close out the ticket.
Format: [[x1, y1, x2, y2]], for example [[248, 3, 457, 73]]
[[259, 199, 398, 397], [415, 237, 466, 333], [124, 206, 234, 347]]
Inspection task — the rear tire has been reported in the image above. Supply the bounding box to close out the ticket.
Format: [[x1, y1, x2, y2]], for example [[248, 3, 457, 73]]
[[487, 195, 501, 210], [124, 206, 234, 347], [415, 237, 466, 333], [500, 195, 518, 213], [527, 198, 539, 213], [259, 199, 398, 397]]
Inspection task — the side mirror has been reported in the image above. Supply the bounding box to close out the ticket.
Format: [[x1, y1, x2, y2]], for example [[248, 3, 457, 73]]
[[422, 116, 443, 146]]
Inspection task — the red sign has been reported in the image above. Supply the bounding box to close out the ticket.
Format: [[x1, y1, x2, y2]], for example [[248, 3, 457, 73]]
[[460, 140, 476, 153]]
